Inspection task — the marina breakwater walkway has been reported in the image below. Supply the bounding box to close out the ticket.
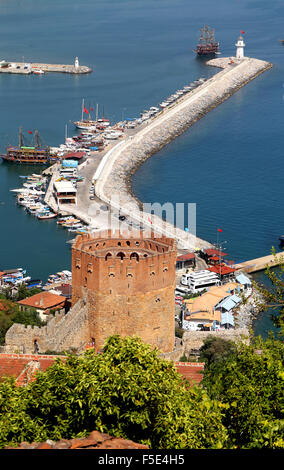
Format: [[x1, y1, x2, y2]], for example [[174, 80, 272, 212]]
[[233, 251, 284, 273], [90, 56, 272, 250]]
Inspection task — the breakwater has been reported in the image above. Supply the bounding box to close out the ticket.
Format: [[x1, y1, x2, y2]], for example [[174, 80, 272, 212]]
[[93, 57, 272, 250], [0, 60, 92, 75]]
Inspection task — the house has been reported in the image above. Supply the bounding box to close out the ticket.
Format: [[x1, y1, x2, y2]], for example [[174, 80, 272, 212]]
[[182, 282, 244, 331], [54, 180, 77, 205], [176, 253, 196, 270], [17, 291, 67, 321], [207, 264, 236, 281], [199, 248, 228, 264]]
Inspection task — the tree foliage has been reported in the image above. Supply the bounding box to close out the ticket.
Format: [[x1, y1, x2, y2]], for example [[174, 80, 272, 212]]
[[0, 335, 227, 449], [256, 249, 284, 335], [199, 336, 237, 368], [202, 334, 284, 449]]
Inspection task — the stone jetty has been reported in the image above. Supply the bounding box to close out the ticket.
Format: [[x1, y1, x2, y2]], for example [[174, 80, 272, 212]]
[[0, 58, 92, 75], [93, 56, 272, 250]]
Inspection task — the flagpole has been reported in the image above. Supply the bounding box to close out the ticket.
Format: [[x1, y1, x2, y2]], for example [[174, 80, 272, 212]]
[[81, 98, 84, 121]]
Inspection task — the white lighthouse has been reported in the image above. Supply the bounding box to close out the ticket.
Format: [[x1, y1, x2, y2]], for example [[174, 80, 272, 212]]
[[74, 56, 79, 69], [235, 35, 245, 60]]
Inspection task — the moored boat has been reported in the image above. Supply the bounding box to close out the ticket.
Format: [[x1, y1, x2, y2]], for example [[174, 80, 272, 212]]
[[2, 127, 55, 164]]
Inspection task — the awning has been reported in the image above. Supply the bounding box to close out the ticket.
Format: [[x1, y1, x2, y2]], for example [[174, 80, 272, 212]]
[[230, 294, 241, 304], [217, 295, 241, 311], [221, 312, 234, 326], [236, 273, 251, 285]]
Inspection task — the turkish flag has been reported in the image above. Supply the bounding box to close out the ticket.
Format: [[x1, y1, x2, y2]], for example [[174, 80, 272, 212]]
[[90, 107, 94, 111], [28, 131, 33, 134], [240, 30, 245, 34], [217, 228, 222, 232], [83, 107, 89, 114]]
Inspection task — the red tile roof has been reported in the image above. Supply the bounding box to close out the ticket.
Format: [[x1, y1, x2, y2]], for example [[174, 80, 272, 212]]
[[17, 291, 66, 310], [0, 353, 66, 385], [0, 355, 204, 388], [207, 265, 236, 275], [175, 362, 204, 386], [205, 249, 228, 257], [176, 253, 195, 261]]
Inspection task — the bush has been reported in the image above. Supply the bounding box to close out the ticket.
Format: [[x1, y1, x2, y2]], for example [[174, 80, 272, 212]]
[[0, 335, 227, 449], [202, 334, 284, 449]]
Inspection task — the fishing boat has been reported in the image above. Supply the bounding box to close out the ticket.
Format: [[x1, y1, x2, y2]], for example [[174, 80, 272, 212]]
[[25, 279, 42, 289], [33, 69, 45, 75], [37, 211, 57, 220], [1, 127, 54, 164], [194, 25, 220, 56]]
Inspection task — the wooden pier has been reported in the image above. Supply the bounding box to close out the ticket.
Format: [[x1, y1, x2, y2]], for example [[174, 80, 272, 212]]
[[234, 251, 284, 273]]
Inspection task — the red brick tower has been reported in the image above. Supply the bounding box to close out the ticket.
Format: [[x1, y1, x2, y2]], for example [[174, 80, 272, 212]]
[[71, 230, 176, 353]]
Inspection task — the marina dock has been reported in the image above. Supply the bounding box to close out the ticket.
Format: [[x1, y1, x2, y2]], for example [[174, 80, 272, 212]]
[[234, 251, 284, 273], [39, 54, 272, 253]]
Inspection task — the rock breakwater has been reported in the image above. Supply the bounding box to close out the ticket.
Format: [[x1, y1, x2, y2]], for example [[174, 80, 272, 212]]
[[94, 57, 272, 249]]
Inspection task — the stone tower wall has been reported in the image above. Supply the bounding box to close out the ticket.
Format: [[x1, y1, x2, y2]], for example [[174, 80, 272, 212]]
[[71, 232, 176, 352], [4, 300, 90, 354]]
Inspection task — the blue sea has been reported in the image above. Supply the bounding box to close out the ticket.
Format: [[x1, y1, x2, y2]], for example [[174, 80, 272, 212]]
[[0, 0, 283, 337]]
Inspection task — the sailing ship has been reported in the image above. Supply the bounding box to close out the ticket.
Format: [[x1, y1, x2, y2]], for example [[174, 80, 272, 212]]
[[194, 25, 220, 56], [73, 99, 110, 130], [1, 127, 53, 164]]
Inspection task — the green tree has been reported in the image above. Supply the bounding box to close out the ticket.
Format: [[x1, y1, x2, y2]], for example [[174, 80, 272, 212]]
[[256, 249, 284, 335], [199, 336, 237, 368], [14, 284, 42, 301], [0, 335, 227, 449], [202, 334, 284, 449]]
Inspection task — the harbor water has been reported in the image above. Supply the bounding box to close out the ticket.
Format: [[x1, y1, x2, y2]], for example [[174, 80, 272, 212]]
[[0, 0, 283, 337]]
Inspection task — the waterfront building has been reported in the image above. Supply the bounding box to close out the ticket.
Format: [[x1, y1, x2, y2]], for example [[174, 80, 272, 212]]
[[176, 253, 196, 270], [54, 181, 77, 205], [182, 282, 244, 331]]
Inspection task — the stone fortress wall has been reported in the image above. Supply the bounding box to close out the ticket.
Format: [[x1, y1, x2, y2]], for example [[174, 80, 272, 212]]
[[4, 231, 177, 354], [72, 231, 177, 353]]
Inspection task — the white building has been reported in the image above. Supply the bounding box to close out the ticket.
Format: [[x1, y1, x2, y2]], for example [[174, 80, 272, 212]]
[[235, 35, 245, 59], [54, 181, 77, 205]]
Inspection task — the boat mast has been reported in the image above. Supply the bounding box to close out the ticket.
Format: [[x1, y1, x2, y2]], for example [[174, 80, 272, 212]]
[[96, 103, 99, 121], [18, 126, 24, 147], [199, 26, 205, 44], [34, 130, 39, 148]]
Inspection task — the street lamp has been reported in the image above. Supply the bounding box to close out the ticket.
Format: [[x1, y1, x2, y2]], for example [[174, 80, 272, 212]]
[[121, 107, 127, 122]]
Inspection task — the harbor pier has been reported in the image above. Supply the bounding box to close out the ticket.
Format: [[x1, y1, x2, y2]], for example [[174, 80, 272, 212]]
[[0, 57, 92, 75], [92, 56, 272, 249], [234, 251, 284, 273], [43, 55, 272, 252]]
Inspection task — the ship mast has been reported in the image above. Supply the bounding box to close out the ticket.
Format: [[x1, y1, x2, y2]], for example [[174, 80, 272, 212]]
[[18, 126, 24, 147], [34, 129, 40, 148], [199, 26, 205, 44]]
